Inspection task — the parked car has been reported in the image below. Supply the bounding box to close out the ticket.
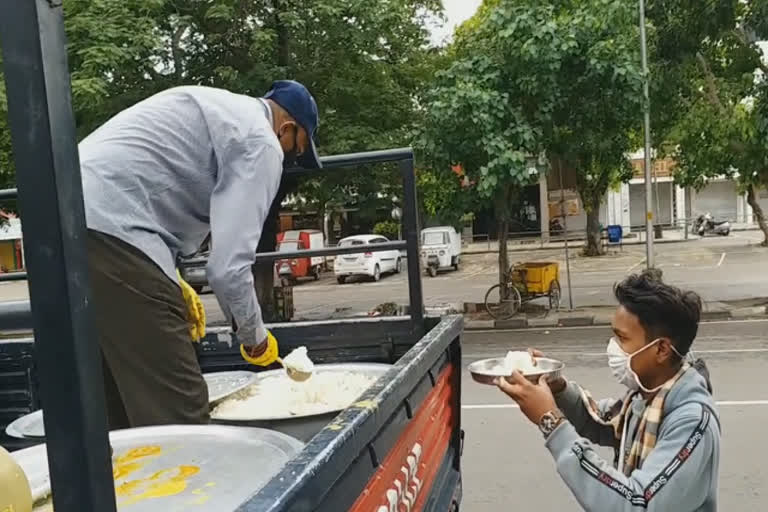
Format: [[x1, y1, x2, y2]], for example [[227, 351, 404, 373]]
[[420, 226, 462, 277], [334, 234, 402, 283], [276, 229, 325, 285]]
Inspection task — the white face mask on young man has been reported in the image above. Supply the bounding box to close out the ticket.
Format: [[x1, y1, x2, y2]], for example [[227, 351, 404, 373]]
[[606, 337, 684, 393]]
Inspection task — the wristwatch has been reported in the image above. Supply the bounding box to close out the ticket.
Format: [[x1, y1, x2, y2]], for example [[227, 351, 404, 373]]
[[538, 409, 566, 439]]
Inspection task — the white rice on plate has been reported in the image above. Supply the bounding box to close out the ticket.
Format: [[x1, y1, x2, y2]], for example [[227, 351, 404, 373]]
[[211, 371, 378, 419], [501, 350, 538, 374]]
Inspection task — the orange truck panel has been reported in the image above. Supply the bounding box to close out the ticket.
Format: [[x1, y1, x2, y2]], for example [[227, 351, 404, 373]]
[[349, 364, 458, 512]]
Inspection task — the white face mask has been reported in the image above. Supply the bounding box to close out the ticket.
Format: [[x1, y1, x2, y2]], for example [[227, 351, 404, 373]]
[[606, 337, 664, 393]]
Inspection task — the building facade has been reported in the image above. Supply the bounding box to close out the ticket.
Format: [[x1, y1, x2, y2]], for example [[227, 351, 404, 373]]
[[537, 150, 767, 238]]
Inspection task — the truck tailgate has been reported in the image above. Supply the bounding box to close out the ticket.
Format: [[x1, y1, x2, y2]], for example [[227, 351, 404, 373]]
[[236, 315, 463, 512]]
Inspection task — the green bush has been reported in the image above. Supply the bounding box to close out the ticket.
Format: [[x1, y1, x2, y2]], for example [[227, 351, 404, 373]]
[[373, 220, 400, 240]]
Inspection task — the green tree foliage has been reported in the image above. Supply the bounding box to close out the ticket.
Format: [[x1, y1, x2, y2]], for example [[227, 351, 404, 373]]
[[1, 0, 440, 189], [417, 167, 477, 229], [417, 0, 643, 281], [372, 220, 400, 240], [548, 0, 642, 255], [0, 0, 441, 317], [654, 1, 768, 245]]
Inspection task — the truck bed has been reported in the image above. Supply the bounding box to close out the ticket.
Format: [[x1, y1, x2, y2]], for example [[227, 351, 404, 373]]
[[0, 314, 463, 511]]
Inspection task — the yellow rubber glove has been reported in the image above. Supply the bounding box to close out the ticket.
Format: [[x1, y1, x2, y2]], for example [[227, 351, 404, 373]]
[[240, 330, 279, 366], [176, 270, 206, 342]]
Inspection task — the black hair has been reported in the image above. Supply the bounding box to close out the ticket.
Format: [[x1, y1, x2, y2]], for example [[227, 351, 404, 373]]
[[614, 269, 703, 356]]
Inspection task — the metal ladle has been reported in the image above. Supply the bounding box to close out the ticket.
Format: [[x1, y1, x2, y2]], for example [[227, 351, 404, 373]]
[[277, 357, 312, 382]]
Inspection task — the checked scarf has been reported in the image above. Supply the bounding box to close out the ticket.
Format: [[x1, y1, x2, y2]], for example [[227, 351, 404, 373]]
[[577, 364, 689, 476]]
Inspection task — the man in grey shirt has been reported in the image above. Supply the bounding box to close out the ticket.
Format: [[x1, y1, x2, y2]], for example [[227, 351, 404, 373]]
[[81, 80, 320, 428]]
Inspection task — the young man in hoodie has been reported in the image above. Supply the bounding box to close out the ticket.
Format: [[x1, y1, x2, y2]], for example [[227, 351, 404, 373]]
[[496, 271, 720, 511]]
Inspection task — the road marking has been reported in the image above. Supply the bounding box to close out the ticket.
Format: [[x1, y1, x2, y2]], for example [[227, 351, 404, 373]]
[[466, 317, 768, 334], [626, 259, 645, 272], [716, 400, 768, 406], [462, 400, 768, 410], [461, 348, 768, 359], [460, 268, 491, 280], [717, 252, 726, 267]]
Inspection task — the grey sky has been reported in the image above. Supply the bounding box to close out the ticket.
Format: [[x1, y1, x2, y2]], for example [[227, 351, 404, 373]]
[[429, 0, 482, 45]]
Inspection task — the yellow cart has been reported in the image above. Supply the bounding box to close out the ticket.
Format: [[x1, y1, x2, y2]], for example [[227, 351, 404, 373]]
[[484, 261, 561, 319]]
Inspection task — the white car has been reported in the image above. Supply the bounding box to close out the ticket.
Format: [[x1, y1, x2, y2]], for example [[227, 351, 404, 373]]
[[334, 234, 402, 284]]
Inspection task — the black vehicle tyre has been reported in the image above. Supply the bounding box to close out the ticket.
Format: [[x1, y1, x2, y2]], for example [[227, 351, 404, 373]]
[[373, 265, 381, 282], [337, 276, 346, 285], [427, 266, 437, 278], [395, 258, 402, 273], [192, 285, 204, 294]]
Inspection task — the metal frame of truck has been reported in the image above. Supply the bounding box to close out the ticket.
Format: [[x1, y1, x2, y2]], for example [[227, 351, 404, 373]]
[[0, 1, 463, 510]]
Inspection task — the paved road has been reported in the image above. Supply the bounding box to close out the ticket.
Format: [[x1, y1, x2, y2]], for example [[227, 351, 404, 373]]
[[278, 232, 768, 320], [460, 319, 768, 510]]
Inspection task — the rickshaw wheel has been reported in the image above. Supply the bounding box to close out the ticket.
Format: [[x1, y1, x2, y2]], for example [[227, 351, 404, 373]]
[[549, 279, 562, 311], [484, 283, 522, 320]]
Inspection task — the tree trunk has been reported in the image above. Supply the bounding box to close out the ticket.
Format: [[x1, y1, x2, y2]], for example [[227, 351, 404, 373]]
[[254, 0, 292, 320], [498, 218, 509, 286], [273, 0, 290, 69], [747, 185, 768, 247], [494, 186, 512, 291], [171, 24, 187, 79], [251, 201, 282, 323], [584, 204, 602, 256], [251, 179, 295, 322]]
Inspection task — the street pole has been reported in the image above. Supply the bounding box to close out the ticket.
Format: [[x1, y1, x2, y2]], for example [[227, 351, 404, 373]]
[[639, 0, 655, 268], [558, 160, 574, 311]]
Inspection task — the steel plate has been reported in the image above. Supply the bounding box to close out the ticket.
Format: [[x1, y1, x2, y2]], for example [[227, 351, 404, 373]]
[[468, 357, 565, 385], [12, 425, 304, 511], [5, 372, 258, 440], [204, 370, 259, 403], [5, 408, 44, 439], [211, 363, 393, 422]]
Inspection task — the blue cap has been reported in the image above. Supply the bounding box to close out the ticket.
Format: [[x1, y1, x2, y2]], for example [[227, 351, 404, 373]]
[[264, 80, 321, 169]]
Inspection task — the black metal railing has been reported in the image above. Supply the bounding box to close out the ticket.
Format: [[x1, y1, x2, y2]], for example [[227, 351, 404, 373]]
[[1, 1, 116, 510], [0, 148, 425, 327]]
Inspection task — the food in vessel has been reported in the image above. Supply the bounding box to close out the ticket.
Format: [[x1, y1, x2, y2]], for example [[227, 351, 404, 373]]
[[0, 445, 33, 512], [501, 350, 537, 374], [211, 370, 378, 419], [282, 346, 314, 373]]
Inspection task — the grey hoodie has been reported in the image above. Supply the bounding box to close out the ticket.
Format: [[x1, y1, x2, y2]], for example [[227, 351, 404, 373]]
[[547, 367, 720, 511]]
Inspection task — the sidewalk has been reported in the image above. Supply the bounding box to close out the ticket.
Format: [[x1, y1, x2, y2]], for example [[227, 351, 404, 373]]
[[463, 223, 767, 255], [461, 297, 768, 330], [463, 228, 700, 255]]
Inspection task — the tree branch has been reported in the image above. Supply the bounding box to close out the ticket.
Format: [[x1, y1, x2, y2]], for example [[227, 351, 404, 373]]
[[171, 24, 187, 79], [695, 52, 726, 115]]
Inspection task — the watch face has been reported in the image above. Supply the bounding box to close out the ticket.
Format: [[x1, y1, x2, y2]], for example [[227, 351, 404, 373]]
[[539, 411, 561, 436]]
